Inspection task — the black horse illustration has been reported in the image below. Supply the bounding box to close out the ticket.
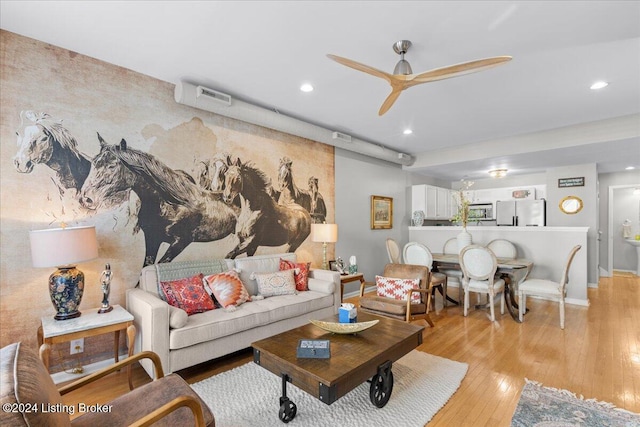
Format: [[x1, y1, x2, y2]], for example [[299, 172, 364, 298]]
[[13, 111, 91, 195], [222, 157, 311, 258], [308, 176, 327, 223], [80, 135, 239, 266], [277, 156, 312, 211]]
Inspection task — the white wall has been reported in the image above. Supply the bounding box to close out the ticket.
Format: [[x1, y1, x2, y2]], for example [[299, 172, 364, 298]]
[[334, 148, 421, 296]]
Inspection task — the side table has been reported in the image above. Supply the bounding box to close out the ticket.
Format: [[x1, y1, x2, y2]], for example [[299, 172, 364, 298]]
[[339, 273, 365, 302], [37, 304, 136, 389]]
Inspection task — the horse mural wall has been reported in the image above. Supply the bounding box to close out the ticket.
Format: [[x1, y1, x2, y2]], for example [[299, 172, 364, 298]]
[[0, 31, 334, 360]]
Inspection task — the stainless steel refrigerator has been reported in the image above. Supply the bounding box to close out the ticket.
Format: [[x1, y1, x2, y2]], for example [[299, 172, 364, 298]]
[[496, 199, 546, 226]]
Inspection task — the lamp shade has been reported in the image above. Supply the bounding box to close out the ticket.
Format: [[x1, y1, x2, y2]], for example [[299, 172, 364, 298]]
[[311, 223, 338, 243], [30, 225, 98, 268]]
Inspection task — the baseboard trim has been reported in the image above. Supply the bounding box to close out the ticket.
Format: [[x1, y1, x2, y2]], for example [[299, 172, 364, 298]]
[[50, 353, 128, 384]]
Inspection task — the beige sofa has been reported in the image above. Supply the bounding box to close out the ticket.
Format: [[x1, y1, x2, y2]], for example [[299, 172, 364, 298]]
[[127, 253, 341, 377]]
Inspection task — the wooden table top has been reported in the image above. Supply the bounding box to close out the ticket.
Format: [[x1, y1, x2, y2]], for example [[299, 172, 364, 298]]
[[252, 313, 424, 403], [432, 253, 533, 270]]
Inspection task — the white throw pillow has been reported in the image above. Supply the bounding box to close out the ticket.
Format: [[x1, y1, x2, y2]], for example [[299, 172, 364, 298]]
[[253, 269, 297, 297], [168, 305, 188, 329]]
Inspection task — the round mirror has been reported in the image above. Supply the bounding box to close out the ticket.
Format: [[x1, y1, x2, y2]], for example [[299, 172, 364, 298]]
[[559, 196, 583, 214]]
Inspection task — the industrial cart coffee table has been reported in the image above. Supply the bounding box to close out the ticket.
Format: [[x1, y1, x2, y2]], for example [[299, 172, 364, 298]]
[[252, 312, 424, 423]]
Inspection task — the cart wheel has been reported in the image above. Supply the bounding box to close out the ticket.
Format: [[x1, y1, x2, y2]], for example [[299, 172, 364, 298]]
[[369, 370, 394, 408], [278, 398, 297, 423]]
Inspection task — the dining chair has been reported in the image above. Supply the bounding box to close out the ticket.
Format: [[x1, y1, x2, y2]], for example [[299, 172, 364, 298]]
[[486, 239, 517, 259], [403, 242, 448, 312], [459, 245, 505, 321], [386, 238, 402, 264], [440, 238, 463, 302], [518, 245, 581, 329]]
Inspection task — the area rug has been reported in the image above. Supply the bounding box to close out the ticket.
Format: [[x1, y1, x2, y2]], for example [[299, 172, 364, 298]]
[[191, 350, 468, 426], [511, 379, 640, 427]]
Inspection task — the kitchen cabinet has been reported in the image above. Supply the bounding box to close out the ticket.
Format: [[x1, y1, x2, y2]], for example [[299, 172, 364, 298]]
[[411, 184, 453, 220]]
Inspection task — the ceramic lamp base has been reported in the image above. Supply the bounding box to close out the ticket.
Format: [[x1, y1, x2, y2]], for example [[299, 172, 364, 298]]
[[49, 266, 84, 320]]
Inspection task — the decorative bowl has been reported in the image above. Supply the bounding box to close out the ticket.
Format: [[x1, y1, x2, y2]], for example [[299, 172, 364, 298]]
[[309, 319, 379, 334]]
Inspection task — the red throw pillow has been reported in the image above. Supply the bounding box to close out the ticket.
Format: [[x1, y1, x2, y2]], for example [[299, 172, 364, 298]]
[[279, 258, 311, 291], [203, 270, 251, 308], [160, 273, 215, 315], [375, 275, 421, 304]]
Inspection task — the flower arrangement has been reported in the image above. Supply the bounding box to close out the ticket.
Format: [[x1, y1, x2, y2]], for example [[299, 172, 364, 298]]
[[450, 180, 474, 228]]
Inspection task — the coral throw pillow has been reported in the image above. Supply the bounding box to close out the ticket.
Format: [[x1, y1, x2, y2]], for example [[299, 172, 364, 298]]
[[254, 269, 297, 297], [160, 274, 215, 315], [203, 270, 251, 309], [279, 258, 311, 291], [375, 275, 421, 304]]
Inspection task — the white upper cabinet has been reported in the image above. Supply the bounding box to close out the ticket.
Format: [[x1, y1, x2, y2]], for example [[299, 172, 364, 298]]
[[411, 185, 453, 220]]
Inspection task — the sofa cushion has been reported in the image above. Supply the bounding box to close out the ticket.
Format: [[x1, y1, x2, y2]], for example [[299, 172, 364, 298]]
[[254, 270, 297, 297], [160, 274, 216, 316], [279, 259, 311, 291], [168, 291, 334, 350], [375, 275, 421, 304], [1, 342, 71, 427], [203, 270, 251, 309], [234, 253, 296, 295]]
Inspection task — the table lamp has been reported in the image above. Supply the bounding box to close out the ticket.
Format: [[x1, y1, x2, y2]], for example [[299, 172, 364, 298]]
[[29, 225, 99, 320], [311, 223, 338, 270]]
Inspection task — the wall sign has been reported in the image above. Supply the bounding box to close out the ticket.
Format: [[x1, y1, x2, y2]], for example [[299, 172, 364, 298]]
[[558, 177, 584, 188]]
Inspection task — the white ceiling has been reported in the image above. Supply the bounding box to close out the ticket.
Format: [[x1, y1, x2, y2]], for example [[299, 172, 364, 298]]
[[2, 1, 639, 181]]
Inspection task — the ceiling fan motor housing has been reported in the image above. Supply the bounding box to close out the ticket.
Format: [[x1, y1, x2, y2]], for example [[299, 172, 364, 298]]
[[393, 40, 413, 75]]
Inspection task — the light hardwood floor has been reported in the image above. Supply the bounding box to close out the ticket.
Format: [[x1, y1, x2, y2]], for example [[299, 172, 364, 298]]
[[63, 273, 639, 426]]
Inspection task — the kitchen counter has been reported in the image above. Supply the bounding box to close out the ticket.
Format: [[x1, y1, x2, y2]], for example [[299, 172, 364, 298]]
[[408, 226, 589, 305]]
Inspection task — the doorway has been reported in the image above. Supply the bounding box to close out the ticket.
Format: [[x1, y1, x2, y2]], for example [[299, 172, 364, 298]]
[[608, 185, 640, 275]]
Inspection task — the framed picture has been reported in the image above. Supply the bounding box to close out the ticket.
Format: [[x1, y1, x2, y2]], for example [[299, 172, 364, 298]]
[[371, 195, 393, 229]]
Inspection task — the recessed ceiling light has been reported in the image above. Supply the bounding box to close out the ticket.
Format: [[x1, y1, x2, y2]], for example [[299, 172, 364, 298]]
[[403, 129, 413, 135], [300, 83, 314, 92], [590, 81, 608, 90], [626, 166, 635, 170]]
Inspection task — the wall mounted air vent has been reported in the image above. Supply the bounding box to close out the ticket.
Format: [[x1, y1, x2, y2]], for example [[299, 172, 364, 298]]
[[332, 131, 352, 143], [196, 86, 232, 106]]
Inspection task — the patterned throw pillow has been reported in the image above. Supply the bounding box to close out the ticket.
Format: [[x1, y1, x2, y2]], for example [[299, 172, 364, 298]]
[[254, 269, 297, 297], [375, 275, 421, 304], [203, 270, 251, 309], [279, 258, 311, 291], [159, 273, 216, 315]]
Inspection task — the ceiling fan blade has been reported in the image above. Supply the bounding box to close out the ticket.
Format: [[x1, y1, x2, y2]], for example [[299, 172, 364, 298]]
[[407, 56, 512, 87], [327, 54, 393, 83], [378, 88, 404, 116]]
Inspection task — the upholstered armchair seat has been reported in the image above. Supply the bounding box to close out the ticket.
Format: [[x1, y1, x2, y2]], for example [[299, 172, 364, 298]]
[[0, 342, 214, 427], [359, 263, 433, 327]]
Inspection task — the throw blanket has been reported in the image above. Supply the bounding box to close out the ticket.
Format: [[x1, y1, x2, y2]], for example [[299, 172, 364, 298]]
[[155, 259, 229, 282]]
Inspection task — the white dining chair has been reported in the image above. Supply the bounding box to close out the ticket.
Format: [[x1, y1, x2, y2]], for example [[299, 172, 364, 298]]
[[403, 242, 447, 312], [518, 245, 581, 329], [386, 238, 402, 264], [459, 245, 505, 321], [486, 239, 521, 298]]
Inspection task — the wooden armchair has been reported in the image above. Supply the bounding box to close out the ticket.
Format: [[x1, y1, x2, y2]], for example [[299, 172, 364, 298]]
[[0, 342, 214, 427], [358, 263, 434, 327]]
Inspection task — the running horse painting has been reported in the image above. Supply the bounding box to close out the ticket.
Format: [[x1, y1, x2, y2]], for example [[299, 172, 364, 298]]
[[223, 157, 311, 258], [13, 111, 92, 195], [80, 135, 239, 267]]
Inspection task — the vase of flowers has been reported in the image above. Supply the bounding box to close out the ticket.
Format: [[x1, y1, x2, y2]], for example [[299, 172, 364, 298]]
[[451, 180, 474, 253]]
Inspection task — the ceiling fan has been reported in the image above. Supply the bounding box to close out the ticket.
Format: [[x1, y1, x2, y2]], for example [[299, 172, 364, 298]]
[[327, 40, 512, 116]]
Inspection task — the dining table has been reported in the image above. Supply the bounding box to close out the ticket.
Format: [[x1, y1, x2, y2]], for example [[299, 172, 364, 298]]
[[431, 253, 533, 322]]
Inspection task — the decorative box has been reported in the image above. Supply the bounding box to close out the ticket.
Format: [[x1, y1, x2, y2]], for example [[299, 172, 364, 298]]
[[296, 339, 330, 359]]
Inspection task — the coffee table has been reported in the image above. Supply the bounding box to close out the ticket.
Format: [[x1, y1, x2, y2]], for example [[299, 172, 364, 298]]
[[252, 313, 424, 423]]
